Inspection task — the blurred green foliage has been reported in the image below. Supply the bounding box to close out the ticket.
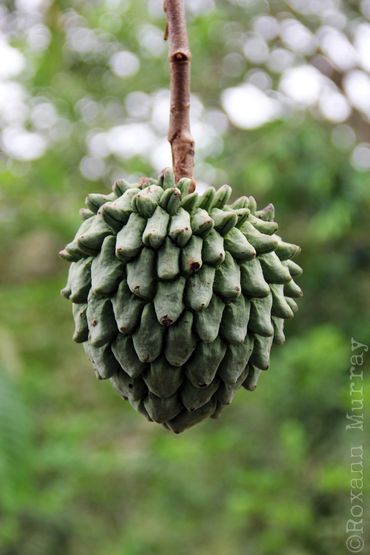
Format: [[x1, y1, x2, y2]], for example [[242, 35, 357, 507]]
[[0, 1, 369, 554]]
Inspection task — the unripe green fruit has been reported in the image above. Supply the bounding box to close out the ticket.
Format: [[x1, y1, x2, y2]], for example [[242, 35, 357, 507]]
[[60, 169, 302, 433]]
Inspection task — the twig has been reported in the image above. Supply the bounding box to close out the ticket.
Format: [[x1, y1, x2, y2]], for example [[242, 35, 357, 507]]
[[163, 0, 195, 190]]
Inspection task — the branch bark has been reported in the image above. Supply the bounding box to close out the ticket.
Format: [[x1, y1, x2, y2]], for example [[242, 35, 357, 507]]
[[164, 0, 195, 190]]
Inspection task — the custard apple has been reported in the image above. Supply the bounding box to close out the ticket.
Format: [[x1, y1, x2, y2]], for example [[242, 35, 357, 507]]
[[60, 169, 302, 433]]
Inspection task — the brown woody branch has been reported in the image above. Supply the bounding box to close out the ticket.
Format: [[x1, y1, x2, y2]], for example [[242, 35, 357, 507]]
[[164, 0, 195, 190]]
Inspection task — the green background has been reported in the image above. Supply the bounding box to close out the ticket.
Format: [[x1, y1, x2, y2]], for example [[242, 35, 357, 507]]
[[0, 1, 369, 554]]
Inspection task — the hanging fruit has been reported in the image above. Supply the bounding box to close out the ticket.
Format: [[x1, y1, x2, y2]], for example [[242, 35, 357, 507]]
[[60, 0, 302, 433]]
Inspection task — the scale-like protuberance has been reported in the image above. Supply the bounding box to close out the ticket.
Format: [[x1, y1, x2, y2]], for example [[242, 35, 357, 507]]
[[60, 170, 302, 433]]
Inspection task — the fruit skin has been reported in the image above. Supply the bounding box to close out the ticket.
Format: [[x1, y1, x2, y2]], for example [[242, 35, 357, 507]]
[[61, 169, 302, 433]]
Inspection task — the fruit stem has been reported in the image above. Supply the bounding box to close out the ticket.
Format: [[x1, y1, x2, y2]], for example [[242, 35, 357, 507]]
[[164, 0, 195, 191]]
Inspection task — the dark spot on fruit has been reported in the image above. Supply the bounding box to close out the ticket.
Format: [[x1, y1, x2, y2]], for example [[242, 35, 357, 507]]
[[92, 319, 97, 327], [161, 316, 173, 326], [190, 262, 200, 271]]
